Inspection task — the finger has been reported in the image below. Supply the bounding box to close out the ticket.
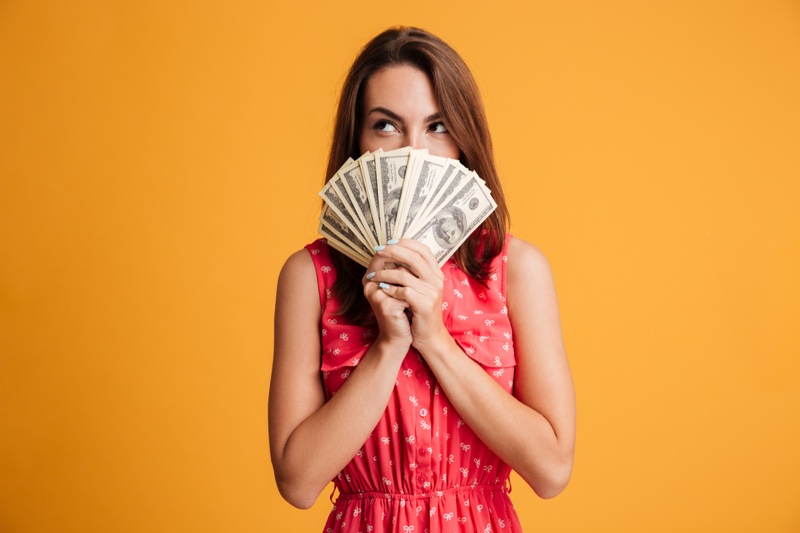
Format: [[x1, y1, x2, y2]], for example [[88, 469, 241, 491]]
[[377, 281, 405, 301], [363, 249, 402, 282], [379, 280, 433, 310], [363, 255, 418, 288], [374, 241, 441, 282], [364, 276, 406, 303], [363, 258, 393, 286], [365, 282, 411, 317], [367, 269, 424, 294], [391, 238, 442, 278]]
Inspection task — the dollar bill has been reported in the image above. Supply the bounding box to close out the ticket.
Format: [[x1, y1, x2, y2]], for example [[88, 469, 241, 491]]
[[395, 153, 450, 238], [338, 158, 380, 248], [407, 163, 470, 235], [319, 147, 496, 267], [319, 205, 372, 265], [319, 179, 372, 249], [359, 149, 384, 243], [320, 227, 371, 266], [409, 173, 497, 265], [375, 147, 418, 240]]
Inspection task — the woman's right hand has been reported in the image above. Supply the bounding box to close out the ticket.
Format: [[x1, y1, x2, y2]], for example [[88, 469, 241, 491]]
[[363, 251, 413, 353]]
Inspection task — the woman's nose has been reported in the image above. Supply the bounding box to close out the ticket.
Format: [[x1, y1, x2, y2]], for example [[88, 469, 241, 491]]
[[406, 130, 426, 150]]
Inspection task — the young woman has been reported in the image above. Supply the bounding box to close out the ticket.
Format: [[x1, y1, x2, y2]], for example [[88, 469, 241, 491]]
[[269, 27, 575, 532]]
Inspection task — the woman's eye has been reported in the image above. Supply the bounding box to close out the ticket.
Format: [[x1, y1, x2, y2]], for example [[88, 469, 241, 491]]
[[374, 120, 398, 132], [429, 121, 448, 133]]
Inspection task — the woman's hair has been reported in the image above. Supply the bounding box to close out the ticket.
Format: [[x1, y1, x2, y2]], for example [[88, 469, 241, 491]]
[[325, 26, 510, 323]]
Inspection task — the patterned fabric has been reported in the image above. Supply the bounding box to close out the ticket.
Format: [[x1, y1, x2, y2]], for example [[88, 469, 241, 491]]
[[306, 236, 523, 533]]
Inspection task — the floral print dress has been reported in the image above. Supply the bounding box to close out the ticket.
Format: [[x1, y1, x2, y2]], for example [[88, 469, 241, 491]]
[[306, 235, 523, 533]]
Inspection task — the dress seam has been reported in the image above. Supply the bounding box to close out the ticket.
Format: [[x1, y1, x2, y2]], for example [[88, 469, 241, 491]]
[[335, 483, 508, 501]]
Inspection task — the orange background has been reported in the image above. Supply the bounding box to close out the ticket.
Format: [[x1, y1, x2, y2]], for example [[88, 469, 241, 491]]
[[1, 1, 799, 531]]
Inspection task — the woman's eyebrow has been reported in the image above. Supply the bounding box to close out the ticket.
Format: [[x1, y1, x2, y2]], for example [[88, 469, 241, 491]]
[[366, 107, 443, 124], [367, 107, 404, 123]]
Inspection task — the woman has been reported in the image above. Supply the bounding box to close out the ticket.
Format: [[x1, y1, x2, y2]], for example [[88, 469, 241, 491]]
[[269, 27, 575, 532]]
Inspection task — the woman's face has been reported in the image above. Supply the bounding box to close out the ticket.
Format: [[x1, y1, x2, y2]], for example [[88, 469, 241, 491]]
[[358, 64, 460, 159]]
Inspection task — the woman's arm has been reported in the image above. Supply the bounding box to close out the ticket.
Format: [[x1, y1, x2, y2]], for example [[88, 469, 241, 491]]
[[367, 237, 576, 498], [268, 249, 409, 509]]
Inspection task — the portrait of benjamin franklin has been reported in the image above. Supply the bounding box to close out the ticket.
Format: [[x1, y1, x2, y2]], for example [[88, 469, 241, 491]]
[[432, 206, 466, 248]]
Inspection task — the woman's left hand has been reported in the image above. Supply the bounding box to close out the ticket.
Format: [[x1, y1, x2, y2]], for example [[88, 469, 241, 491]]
[[366, 239, 448, 350]]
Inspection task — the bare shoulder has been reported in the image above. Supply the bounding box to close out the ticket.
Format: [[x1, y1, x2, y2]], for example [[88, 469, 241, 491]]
[[504, 236, 561, 328], [506, 236, 555, 286], [275, 247, 321, 325], [279, 248, 316, 281], [276, 247, 320, 299]]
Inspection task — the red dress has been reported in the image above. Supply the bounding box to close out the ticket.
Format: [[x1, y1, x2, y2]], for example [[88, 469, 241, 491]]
[[306, 235, 523, 533]]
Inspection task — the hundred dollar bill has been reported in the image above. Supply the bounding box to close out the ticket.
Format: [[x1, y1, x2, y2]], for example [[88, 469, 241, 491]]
[[318, 147, 496, 267], [375, 147, 418, 240], [395, 153, 450, 239], [331, 176, 373, 245], [409, 173, 497, 266], [320, 226, 371, 267], [359, 149, 384, 243], [319, 205, 372, 265], [407, 162, 469, 235], [338, 158, 380, 248], [319, 178, 370, 249]]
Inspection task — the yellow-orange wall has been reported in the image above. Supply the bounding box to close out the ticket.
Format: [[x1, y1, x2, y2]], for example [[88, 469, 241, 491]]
[[1, 1, 799, 531]]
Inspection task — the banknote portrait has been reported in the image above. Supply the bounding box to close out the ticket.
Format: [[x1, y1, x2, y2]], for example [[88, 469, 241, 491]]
[[432, 206, 465, 247]]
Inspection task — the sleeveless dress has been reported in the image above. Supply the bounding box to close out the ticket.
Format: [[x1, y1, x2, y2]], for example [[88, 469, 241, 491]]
[[306, 235, 524, 533]]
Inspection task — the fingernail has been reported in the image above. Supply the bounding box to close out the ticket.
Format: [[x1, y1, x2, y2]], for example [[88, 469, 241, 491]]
[[373, 245, 385, 251], [366, 272, 376, 280], [387, 239, 399, 245], [379, 282, 391, 290]]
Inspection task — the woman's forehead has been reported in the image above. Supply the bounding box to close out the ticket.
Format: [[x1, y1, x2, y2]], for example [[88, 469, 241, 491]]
[[361, 65, 440, 118]]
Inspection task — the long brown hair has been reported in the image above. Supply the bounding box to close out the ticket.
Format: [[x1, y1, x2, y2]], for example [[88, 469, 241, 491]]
[[325, 27, 510, 324]]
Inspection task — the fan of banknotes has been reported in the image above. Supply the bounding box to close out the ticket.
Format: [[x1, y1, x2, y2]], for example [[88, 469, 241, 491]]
[[319, 147, 497, 267]]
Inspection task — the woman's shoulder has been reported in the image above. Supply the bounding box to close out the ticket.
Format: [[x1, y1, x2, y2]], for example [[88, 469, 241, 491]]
[[279, 239, 328, 282], [278, 239, 338, 309], [278, 247, 317, 289], [281, 239, 329, 273], [505, 235, 555, 287]]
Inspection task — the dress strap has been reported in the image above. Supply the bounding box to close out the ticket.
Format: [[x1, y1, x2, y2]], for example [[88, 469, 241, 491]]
[[304, 238, 334, 311]]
